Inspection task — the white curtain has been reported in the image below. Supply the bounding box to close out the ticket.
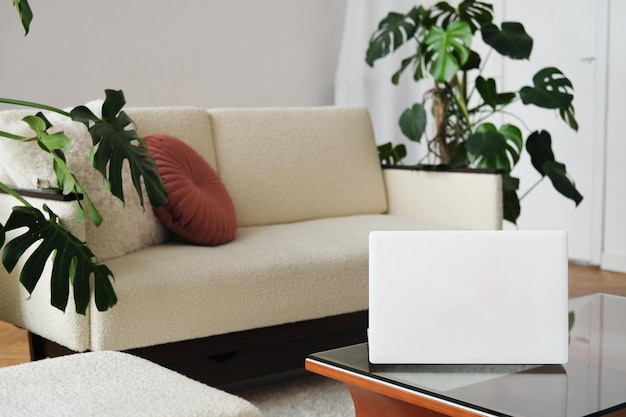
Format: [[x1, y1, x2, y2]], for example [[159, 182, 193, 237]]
[[335, 0, 434, 164]]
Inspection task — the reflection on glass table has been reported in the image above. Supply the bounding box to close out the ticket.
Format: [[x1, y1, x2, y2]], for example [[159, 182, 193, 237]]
[[307, 294, 626, 417]]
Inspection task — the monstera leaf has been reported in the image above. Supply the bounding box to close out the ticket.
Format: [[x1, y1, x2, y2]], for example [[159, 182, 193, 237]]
[[501, 171, 521, 223], [476, 76, 516, 110], [12, 0, 33, 35], [526, 130, 583, 206], [0, 205, 116, 314], [481, 22, 533, 59], [432, 0, 494, 32], [378, 142, 407, 165], [392, 55, 421, 85], [520, 67, 578, 130], [70, 90, 168, 209], [366, 6, 422, 67], [424, 20, 472, 82], [467, 123, 523, 170], [399, 103, 428, 142], [467, 128, 506, 160]]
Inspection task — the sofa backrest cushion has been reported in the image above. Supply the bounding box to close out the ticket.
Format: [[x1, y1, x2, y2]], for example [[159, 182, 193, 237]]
[[208, 107, 388, 227], [126, 107, 218, 169]]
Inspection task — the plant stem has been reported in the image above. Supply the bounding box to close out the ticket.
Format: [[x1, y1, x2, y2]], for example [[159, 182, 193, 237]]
[[468, 48, 493, 100], [0, 130, 32, 141], [0, 182, 32, 207], [0, 98, 71, 118], [519, 176, 545, 201], [452, 76, 471, 126], [499, 107, 532, 132], [433, 84, 451, 164]]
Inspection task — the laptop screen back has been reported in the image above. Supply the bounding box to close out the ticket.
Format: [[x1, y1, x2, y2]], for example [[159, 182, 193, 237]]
[[368, 231, 569, 364]]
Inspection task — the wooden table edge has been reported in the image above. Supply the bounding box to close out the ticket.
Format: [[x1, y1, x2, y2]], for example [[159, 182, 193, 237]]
[[305, 357, 497, 417]]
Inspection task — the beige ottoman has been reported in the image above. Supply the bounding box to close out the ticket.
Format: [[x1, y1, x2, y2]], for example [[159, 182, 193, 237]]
[[0, 351, 263, 417]]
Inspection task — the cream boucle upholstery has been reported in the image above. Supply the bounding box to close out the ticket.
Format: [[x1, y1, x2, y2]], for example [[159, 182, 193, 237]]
[[127, 107, 219, 169], [0, 195, 91, 351], [0, 351, 262, 417], [91, 214, 448, 351], [208, 107, 388, 226], [0, 105, 502, 355], [384, 169, 503, 230]]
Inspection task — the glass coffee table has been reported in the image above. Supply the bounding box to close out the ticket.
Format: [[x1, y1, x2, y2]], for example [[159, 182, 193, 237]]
[[306, 294, 626, 416]]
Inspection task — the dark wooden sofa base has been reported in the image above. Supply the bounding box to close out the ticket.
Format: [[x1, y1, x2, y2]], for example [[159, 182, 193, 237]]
[[29, 310, 368, 390]]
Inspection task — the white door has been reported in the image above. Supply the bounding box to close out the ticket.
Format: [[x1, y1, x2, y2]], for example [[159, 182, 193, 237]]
[[500, 0, 605, 265], [601, 0, 626, 272]]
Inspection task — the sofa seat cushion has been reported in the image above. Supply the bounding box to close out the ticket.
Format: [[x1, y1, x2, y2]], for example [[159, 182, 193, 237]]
[[91, 214, 450, 351]]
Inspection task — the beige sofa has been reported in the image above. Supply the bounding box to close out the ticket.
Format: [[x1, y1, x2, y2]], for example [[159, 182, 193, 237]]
[[0, 105, 502, 387]]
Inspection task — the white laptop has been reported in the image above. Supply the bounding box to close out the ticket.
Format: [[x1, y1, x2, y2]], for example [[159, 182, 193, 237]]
[[368, 230, 569, 365]]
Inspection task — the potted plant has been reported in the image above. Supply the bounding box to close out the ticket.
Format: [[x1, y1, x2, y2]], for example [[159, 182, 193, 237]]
[[366, 0, 582, 223], [0, 0, 167, 314]]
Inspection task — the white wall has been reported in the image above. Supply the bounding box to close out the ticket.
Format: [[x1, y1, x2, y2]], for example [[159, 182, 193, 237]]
[[0, 0, 347, 109]]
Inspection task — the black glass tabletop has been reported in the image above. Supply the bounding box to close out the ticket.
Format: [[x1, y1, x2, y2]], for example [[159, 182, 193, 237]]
[[308, 294, 626, 417]]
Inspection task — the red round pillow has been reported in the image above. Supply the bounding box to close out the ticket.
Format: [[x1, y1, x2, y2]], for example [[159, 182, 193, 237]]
[[145, 134, 237, 245]]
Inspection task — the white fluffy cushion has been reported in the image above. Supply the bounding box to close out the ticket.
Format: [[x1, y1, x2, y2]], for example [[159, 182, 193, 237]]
[[0, 102, 167, 261], [0, 351, 263, 417], [208, 107, 388, 227], [0, 114, 59, 189]]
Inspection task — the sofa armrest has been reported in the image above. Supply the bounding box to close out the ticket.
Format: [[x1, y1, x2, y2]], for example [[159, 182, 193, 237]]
[[0, 189, 91, 351], [383, 167, 503, 230]]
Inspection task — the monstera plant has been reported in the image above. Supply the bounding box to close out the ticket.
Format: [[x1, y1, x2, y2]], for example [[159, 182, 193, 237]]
[[0, 0, 168, 314], [366, 0, 583, 223]]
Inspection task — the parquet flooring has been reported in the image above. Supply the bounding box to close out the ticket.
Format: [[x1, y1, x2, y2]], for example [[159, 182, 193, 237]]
[[0, 321, 29, 368], [568, 263, 626, 298], [0, 263, 625, 369]]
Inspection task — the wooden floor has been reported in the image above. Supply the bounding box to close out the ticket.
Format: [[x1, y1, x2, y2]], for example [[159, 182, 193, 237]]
[[0, 263, 625, 369], [568, 263, 626, 298]]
